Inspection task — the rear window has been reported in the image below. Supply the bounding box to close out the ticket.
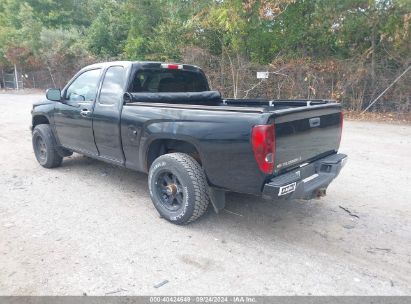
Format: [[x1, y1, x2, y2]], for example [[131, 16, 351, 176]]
[[129, 69, 208, 93]]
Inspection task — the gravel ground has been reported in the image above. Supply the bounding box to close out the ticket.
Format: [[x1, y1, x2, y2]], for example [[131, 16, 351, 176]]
[[0, 93, 410, 295]]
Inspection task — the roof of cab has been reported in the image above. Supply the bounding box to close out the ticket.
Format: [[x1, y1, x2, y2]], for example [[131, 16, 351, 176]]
[[81, 61, 200, 70]]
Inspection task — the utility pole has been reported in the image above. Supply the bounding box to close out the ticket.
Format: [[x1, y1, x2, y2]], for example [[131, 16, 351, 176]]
[[14, 64, 19, 90], [1, 69, 5, 90]]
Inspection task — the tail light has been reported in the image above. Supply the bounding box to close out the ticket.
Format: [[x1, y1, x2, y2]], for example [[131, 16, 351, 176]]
[[338, 112, 344, 149], [251, 124, 276, 174], [161, 63, 183, 70]]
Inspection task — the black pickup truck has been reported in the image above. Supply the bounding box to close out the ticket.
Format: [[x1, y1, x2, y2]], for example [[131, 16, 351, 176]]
[[31, 61, 347, 224]]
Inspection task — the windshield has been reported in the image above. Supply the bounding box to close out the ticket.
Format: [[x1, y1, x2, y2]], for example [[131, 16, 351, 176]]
[[129, 69, 208, 93]]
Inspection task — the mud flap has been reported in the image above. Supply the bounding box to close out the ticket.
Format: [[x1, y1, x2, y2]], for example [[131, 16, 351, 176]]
[[208, 187, 226, 213]]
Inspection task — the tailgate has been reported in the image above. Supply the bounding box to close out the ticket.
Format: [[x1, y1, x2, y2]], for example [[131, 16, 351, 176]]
[[271, 105, 342, 174]]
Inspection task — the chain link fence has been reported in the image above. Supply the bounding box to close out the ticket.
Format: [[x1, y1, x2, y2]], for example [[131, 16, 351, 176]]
[[1, 60, 409, 114], [1, 68, 74, 90]]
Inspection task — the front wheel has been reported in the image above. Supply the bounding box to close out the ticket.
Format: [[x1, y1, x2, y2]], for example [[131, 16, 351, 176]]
[[148, 153, 210, 225], [32, 124, 63, 168]]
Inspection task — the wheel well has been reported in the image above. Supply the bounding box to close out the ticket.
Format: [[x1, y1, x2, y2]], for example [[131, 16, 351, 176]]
[[33, 115, 49, 128], [147, 139, 201, 170]]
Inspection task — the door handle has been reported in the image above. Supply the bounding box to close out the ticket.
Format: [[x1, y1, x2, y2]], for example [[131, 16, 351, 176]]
[[80, 109, 91, 117]]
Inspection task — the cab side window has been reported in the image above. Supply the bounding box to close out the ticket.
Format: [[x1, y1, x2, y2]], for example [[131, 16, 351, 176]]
[[65, 69, 101, 102], [99, 66, 125, 105]]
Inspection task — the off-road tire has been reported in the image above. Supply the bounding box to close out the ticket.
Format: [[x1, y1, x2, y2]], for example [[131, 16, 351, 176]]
[[148, 153, 209, 225], [32, 124, 63, 168]]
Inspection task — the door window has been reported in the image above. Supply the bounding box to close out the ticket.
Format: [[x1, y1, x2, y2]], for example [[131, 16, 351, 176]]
[[99, 66, 125, 105], [65, 69, 101, 102]]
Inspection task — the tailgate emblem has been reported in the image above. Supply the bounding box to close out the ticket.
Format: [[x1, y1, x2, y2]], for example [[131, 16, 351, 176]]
[[309, 117, 321, 128], [278, 182, 297, 196]]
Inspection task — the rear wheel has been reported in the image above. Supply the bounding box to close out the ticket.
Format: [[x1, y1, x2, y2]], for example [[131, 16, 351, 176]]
[[32, 124, 63, 168], [148, 153, 209, 225]]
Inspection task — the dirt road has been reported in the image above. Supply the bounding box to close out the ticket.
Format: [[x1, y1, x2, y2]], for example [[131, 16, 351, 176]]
[[0, 93, 410, 295]]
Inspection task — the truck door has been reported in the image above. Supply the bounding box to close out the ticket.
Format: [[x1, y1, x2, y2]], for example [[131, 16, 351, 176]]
[[54, 68, 101, 155], [92, 65, 126, 164]]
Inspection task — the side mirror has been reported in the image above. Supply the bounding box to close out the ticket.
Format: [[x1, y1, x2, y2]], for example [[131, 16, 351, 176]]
[[46, 88, 61, 102]]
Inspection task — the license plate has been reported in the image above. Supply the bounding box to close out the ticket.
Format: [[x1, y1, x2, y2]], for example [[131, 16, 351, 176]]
[[278, 182, 296, 196]]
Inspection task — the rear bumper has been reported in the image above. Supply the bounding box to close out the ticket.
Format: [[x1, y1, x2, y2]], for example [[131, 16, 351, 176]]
[[262, 153, 347, 200]]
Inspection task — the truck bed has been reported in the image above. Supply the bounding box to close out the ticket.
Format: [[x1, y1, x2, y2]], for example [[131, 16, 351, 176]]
[[125, 91, 343, 180]]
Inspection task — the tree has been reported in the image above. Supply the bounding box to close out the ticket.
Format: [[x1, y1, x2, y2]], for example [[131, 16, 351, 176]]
[[86, 1, 129, 58], [39, 28, 92, 86]]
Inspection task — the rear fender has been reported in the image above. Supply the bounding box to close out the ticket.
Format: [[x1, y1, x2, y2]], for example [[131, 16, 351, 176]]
[[142, 134, 205, 172]]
